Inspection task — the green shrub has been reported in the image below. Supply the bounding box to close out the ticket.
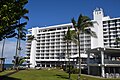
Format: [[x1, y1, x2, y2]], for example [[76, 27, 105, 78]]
[[71, 68, 79, 74]]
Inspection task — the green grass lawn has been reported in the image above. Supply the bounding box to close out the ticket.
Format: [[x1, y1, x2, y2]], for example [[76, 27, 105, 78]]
[[0, 69, 120, 80]]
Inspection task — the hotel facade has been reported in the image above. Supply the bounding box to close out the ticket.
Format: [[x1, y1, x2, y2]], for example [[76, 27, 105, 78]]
[[26, 8, 120, 77]]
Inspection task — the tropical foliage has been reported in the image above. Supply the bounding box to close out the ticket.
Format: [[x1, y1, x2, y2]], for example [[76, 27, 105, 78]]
[[0, 0, 29, 70], [71, 14, 96, 80], [27, 35, 37, 41], [0, 0, 28, 41], [12, 56, 25, 70], [63, 27, 77, 80]]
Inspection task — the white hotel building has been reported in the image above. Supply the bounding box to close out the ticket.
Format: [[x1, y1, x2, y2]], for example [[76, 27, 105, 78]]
[[26, 8, 120, 73]]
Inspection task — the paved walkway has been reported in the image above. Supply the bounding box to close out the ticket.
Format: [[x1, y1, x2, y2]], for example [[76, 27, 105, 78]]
[[82, 74, 104, 79]]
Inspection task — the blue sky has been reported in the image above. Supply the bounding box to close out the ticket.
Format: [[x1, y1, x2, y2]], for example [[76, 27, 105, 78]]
[[26, 0, 120, 29], [1, 0, 120, 64]]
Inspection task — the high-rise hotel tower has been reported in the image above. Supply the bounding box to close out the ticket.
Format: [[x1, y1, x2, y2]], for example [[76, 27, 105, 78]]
[[26, 8, 120, 68]]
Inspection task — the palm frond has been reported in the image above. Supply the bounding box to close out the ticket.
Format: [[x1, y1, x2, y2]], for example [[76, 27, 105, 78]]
[[77, 14, 83, 28], [22, 16, 29, 20], [116, 37, 120, 43], [71, 18, 77, 30], [84, 28, 97, 38]]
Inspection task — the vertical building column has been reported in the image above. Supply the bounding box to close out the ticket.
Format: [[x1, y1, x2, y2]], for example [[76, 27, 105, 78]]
[[87, 52, 90, 75], [40, 63, 42, 67], [101, 51, 105, 77], [50, 62, 52, 68], [30, 28, 37, 68], [55, 62, 57, 68], [45, 62, 47, 68]]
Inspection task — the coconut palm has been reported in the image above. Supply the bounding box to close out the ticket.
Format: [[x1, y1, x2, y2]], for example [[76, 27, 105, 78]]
[[0, 29, 16, 71], [1, 29, 17, 58], [16, 25, 27, 54], [63, 27, 77, 80], [71, 14, 96, 80], [14, 24, 27, 69], [14, 0, 29, 68], [0, 0, 28, 71], [27, 35, 37, 41], [12, 56, 25, 70]]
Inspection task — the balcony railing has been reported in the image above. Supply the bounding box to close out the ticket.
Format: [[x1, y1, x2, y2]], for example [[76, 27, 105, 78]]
[[104, 59, 120, 64], [88, 59, 120, 64], [88, 59, 101, 64]]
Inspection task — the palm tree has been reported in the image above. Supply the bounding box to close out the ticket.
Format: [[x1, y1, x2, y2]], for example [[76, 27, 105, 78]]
[[1, 29, 17, 58], [71, 14, 96, 80], [27, 35, 37, 41], [0, 0, 28, 70], [63, 27, 77, 80], [14, 24, 27, 68], [0, 29, 16, 71], [14, 0, 29, 68], [12, 56, 25, 70]]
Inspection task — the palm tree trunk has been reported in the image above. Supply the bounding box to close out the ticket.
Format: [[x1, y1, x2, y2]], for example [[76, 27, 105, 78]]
[[14, 38, 19, 68], [0, 39, 5, 71], [1, 39, 5, 58], [78, 34, 81, 80], [67, 42, 71, 80], [15, 38, 19, 57], [18, 20, 21, 56], [18, 37, 21, 55]]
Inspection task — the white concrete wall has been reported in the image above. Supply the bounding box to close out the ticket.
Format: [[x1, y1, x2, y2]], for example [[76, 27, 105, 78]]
[[91, 8, 104, 49], [30, 28, 37, 68]]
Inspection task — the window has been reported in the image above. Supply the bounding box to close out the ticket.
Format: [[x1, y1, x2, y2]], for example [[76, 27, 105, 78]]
[[62, 27, 67, 29], [48, 28, 56, 31], [57, 28, 61, 30], [36, 57, 40, 59]]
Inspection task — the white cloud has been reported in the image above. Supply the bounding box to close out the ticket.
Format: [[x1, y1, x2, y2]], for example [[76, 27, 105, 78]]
[[0, 39, 26, 64]]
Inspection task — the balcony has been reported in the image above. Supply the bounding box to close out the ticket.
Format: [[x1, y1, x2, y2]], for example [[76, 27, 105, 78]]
[[88, 59, 101, 64], [104, 59, 120, 64]]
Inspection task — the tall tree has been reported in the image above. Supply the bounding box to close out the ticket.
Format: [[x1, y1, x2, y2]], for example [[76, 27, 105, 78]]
[[15, 25, 27, 57], [0, 0, 28, 71], [1, 29, 17, 58], [63, 27, 77, 80], [12, 56, 25, 70], [0, 0, 28, 41], [0, 0, 28, 57], [71, 14, 96, 80]]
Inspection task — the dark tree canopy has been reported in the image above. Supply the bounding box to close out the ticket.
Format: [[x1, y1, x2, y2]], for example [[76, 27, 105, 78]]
[[0, 0, 28, 41]]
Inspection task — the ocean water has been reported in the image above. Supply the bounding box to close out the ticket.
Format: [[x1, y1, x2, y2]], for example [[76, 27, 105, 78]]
[[4, 64, 14, 69]]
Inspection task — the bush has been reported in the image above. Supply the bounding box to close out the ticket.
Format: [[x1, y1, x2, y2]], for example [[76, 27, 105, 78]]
[[71, 68, 79, 74], [63, 66, 79, 74]]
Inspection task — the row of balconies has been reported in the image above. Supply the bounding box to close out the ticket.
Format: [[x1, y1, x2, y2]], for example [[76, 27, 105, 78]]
[[38, 28, 68, 34], [103, 24, 120, 28], [36, 48, 84, 51], [36, 50, 80, 53], [36, 54, 66, 57], [36, 52, 78, 55], [37, 35, 89, 40], [36, 40, 90, 45], [103, 29, 120, 33], [45, 32, 64, 35], [37, 30, 88, 37], [103, 20, 120, 25], [36, 57, 65, 59], [38, 42, 90, 46], [88, 59, 120, 64]]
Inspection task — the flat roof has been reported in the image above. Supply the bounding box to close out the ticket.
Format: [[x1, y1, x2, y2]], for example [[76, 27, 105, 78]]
[[86, 47, 120, 55]]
